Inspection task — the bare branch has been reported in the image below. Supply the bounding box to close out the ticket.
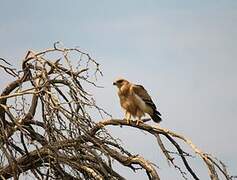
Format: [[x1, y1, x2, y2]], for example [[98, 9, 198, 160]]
[[0, 44, 235, 180]]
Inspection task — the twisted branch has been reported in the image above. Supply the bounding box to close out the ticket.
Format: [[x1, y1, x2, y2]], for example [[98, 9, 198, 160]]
[[0, 44, 235, 180]]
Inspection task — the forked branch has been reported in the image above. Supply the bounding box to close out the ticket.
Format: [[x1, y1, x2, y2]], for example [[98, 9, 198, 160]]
[[0, 44, 235, 180]]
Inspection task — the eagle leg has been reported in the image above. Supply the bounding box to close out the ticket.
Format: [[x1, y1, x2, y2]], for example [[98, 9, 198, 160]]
[[125, 112, 131, 124]]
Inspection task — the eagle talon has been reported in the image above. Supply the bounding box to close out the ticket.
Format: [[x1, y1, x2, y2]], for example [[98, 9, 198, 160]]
[[136, 119, 144, 126]]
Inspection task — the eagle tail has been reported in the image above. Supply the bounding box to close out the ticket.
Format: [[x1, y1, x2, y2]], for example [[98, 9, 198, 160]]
[[151, 110, 162, 123]]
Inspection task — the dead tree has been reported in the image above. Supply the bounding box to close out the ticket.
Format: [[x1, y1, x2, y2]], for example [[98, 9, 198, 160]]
[[0, 43, 235, 180]]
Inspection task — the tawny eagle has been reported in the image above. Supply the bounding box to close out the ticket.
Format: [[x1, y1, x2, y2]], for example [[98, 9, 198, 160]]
[[113, 78, 162, 124]]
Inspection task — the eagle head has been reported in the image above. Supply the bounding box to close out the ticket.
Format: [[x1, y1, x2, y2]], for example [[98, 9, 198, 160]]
[[113, 78, 129, 88]]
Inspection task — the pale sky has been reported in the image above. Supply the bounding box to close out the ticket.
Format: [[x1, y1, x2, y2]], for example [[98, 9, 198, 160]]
[[0, 0, 236, 179]]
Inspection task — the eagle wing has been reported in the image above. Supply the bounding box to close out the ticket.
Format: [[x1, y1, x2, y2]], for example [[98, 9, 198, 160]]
[[132, 84, 161, 116]]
